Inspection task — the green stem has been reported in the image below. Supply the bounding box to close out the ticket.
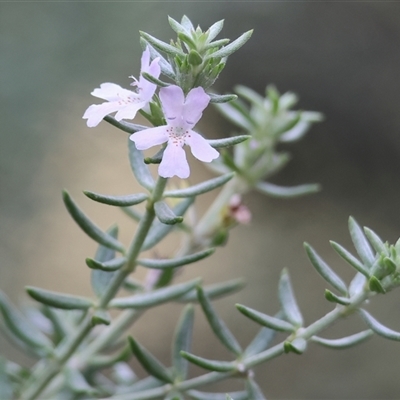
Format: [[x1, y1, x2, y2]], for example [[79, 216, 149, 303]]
[[20, 316, 93, 400], [19, 177, 168, 400], [79, 309, 142, 360], [107, 285, 373, 400]]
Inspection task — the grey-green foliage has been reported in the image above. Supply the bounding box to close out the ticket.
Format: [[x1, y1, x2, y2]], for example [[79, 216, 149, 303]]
[[3, 13, 398, 400], [141, 16, 253, 94], [213, 84, 323, 191]]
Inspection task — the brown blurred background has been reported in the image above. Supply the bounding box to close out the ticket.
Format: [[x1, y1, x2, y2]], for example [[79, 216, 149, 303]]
[[1, 2, 400, 399]]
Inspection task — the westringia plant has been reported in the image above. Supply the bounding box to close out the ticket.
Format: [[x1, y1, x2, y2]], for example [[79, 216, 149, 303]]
[[1, 15, 399, 400]]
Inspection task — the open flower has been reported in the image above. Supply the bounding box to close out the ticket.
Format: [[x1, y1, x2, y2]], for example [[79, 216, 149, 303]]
[[130, 85, 219, 179], [83, 47, 160, 127]]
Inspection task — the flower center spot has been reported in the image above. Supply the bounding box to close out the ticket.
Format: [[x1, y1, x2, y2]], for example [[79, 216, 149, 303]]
[[167, 126, 189, 147]]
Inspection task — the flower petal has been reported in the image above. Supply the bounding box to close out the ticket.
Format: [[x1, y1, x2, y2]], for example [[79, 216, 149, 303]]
[[138, 47, 161, 100], [130, 126, 168, 150], [185, 131, 219, 162], [141, 47, 151, 70], [91, 83, 133, 102], [183, 87, 210, 128], [159, 85, 184, 125], [83, 102, 122, 127], [139, 58, 161, 100], [114, 102, 145, 121], [159, 142, 190, 179]]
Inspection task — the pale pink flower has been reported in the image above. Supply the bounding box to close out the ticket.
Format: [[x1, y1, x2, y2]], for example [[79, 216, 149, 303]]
[[228, 194, 251, 224], [130, 85, 219, 179], [83, 47, 160, 127]]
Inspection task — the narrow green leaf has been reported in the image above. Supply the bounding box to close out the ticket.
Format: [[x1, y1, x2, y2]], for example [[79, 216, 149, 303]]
[[91, 309, 111, 326], [197, 287, 242, 356], [154, 201, 183, 225], [205, 30, 253, 60], [364, 227, 388, 255], [164, 173, 234, 198], [3, 359, 27, 381], [142, 197, 194, 251], [204, 38, 230, 51], [144, 147, 165, 165], [128, 139, 155, 191], [349, 272, 367, 297], [172, 305, 195, 380], [187, 390, 247, 400], [208, 93, 237, 104], [244, 326, 278, 357], [121, 206, 142, 222], [62, 191, 124, 253], [304, 243, 348, 295], [180, 351, 236, 372], [235, 85, 265, 106], [138, 248, 215, 270], [140, 31, 185, 57], [256, 182, 321, 198], [0, 292, 52, 351], [368, 276, 386, 293], [207, 135, 251, 149], [168, 16, 188, 34], [279, 120, 311, 143], [142, 71, 169, 87], [330, 241, 370, 278], [88, 346, 130, 370], [359, 309, 400, 340], [324, 290, 351, 305], [215, 102, 253, 131], [141, 40, 176, 80], [383, 257, 397, 275], [91, 225, 120, 298], [283, 338, 307, 354], [123, 277, 145, 293], [267, 85, 280, 114], [312, 330, 373, 349], [112, 361, 137, 385], [110, 279, 201, 309], [128, 375, 164, 392], [246, 378, 267, 400], [206, 19, 224, 42], [42, 307, 71, 339], [26, 287, 93, 310], [236, 304, 294, 332], [153, 268, 174, 288], [178, 278, 245, 302], [348, 217, 375, 267], [129, 337, 173, 383], [220, 150, 241, 174], [0, 358, 13, 400], [180, 15, 194, 31], [165, 391, 185, 400], [65, 367, 97, 395], [188, 49, 203, 65], [0, 322, 42, 358], [104, 115, 147, 134], [275, 113, 302, 138], [84, 191, 148, 207], [278, 269, 303, 327], [86, 256, 126, 272], [177, 32, 198, 51]]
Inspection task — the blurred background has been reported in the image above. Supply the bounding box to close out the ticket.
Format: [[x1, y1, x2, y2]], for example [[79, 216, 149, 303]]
[[2, 2, 400, 398]]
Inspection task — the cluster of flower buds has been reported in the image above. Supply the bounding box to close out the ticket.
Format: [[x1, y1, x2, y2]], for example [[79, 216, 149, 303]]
[[213, 85, 323, 192], [83, 16, 253, 179], [141, 16, 253, 94]]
